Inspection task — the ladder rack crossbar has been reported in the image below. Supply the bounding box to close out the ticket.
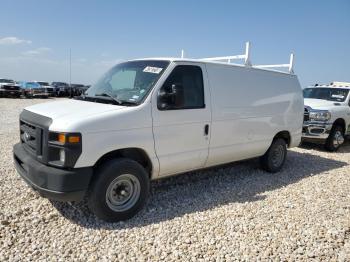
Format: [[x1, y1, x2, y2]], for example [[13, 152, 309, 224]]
[[200, 42, 251, 66], [200, 54, 246, 61], [194, 42, 294, 74], [254, 64, 290, 68]]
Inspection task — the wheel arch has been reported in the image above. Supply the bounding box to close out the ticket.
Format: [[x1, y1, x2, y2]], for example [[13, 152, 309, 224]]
[[273, 130, 291, 147], [93, 147, 153, 177], [332, 118, 346, 132]]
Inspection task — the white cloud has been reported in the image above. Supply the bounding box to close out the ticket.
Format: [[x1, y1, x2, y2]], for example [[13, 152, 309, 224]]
[[22, 47, 52, 56], [0, 36, 32, 45]]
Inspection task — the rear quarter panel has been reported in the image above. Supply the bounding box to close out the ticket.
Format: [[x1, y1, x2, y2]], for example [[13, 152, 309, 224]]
[[205, 63, 303, 167]]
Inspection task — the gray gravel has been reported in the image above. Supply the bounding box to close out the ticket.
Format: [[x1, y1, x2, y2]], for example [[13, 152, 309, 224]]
[[1, 98, 349, 261]]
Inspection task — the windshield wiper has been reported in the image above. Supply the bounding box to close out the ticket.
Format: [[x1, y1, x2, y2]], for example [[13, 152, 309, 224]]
[[118, 100, 139, 106], [95, 93, 139, 106], [78, 93, 139, 106], [94, 93, 123, 105]]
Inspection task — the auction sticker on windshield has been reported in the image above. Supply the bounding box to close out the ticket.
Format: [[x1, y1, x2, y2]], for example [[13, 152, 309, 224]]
[[143, 66, 163, 74]]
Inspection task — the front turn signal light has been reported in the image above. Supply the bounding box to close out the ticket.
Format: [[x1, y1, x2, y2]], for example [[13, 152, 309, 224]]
[[68, 136, 80, 143], [58, 133, 66, 144], [57, 133, 80, 144]]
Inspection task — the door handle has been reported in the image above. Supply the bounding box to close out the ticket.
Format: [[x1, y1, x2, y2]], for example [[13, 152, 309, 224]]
[[204, 124, 209, 136]]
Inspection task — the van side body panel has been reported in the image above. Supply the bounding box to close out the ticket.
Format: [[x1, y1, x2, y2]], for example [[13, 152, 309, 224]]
[[205, 63, 303, 167]]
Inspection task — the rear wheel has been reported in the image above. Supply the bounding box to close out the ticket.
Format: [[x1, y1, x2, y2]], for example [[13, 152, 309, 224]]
[[88, 158, 149, 222], [260, 138, 287, 173], [325, 125, 344, 152]]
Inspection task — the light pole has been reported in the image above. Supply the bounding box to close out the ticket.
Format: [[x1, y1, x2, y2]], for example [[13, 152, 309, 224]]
[[69, 48, 72, 97]]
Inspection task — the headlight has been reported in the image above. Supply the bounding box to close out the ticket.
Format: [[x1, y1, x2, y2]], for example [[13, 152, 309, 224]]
[[48, 132, 82, 167], [309, 110, 331, 121]]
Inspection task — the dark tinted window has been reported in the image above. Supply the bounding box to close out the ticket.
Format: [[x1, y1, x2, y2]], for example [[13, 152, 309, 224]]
[[0, 79, 14, 83], [37, 82, 49, 86], [161, 65, 204, 109]]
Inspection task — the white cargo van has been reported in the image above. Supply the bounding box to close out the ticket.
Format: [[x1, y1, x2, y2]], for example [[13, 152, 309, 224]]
[[13, 43, 304, 221]]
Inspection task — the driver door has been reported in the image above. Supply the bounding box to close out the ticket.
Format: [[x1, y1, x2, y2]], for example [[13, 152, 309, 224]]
[[151, 63, 211, 177]]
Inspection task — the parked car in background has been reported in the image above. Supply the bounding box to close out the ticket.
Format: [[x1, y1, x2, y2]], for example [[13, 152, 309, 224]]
[[302, 81, 350, 151], [0, 78, 21, 98], [35, 81, 55, 96], [70, 84, 88, 96], [13, 44, 304, 222], [51, 82, 70, 97], [19, 82, 49, 98]]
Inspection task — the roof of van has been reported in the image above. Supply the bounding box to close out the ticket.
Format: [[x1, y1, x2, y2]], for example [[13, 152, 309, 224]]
[[127, 57, 295, 76], [307, 84, 350, 90]]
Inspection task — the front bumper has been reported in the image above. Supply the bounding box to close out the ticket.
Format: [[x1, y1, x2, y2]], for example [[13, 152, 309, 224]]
[[0, 89, 21, 96], [302, 121, 332, 141], [13, 143, 93, 202], [26, 91, 50, 97]]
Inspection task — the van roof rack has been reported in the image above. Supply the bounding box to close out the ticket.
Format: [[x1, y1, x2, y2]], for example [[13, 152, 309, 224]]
[[200, 42, 252, 67], [197, 42, 295, 74], [310, 82, 350, 88], [330, 81, 350, 87]]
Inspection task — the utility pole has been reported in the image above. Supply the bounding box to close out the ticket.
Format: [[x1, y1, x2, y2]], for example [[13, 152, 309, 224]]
[[69, 48, 72, 86], [69, 48, 72, 97]]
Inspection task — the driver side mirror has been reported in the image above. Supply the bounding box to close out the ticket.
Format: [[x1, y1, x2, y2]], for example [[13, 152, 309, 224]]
[[157, 84, 184, 110]]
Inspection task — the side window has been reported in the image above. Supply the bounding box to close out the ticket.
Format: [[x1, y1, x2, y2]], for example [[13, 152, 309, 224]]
[[158, 65, 205, 110]]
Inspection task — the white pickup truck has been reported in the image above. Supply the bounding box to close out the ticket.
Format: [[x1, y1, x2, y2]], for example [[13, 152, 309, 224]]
[[302, 82, 350, 151], [13, 43, 304, 221]]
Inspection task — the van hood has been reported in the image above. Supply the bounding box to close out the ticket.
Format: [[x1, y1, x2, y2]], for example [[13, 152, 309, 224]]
[[304, 98, 342, 110], [25, 99, 124, 120]]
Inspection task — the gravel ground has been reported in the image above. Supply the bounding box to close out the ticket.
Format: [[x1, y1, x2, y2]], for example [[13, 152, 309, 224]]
[[0, 98, 349, 261]]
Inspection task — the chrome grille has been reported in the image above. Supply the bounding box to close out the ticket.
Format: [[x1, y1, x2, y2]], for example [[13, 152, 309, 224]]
[[2, 85, 20, 91], [304, 107, 310, 122], [20, 121, 42, 154]]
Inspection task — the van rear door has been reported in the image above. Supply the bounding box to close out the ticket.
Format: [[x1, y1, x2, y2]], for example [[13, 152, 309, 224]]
[[151, 63, 211, 176]]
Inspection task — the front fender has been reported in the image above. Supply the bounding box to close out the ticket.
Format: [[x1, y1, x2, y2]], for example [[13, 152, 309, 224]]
[[73, 127, 159, 178]]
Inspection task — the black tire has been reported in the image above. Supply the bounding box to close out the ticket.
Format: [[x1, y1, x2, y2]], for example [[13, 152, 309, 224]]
[[325, 125, 344, 152], [260, 138, 287, 173], [88, 158, 149, 222]]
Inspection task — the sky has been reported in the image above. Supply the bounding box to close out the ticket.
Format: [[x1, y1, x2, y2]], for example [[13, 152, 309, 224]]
[[0, 0, 349, 86]]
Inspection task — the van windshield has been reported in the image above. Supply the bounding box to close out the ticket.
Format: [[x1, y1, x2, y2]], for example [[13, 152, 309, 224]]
[[85, 60, 169, 105], [303, 88, 349, 102]]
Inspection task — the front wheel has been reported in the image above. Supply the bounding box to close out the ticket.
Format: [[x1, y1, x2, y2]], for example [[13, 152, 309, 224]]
[[88, 159, 149, 222], [260, 138, 287, 173], [325, 125, 344, 152]]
